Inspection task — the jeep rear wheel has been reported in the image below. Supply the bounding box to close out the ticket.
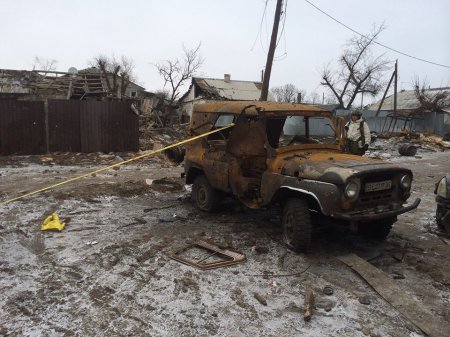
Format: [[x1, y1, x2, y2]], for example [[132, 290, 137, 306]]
[[359, 216, 396, 240], [192, 175, 220, 212], [282, 198, 312, 253]]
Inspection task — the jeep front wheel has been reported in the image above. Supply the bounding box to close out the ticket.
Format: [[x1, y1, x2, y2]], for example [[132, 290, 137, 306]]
[[282, 198, 312, 253], [192, 175, 220, 212]]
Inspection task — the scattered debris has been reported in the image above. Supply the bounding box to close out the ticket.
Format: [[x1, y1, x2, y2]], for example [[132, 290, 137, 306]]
[[246, 265, 311, 278], [253, 292, 267, 306], [358, 295, 371, 305], [315, 298, 336, 312], [391, 271, 406, 280], [303, 287, 314, 322], [398, 144, 418, 156], [366, 151, 392, 160], [420, 135, 450, 150], [338, 253, 449, 337], [253, 246, 269, 254], [41, 213, 65, 231], [86, 241, 98, 246], [170, 239, 246, 270], [133, 217, 147, 225], [149, 177, 184, 192], [323, 286, 334, 296]]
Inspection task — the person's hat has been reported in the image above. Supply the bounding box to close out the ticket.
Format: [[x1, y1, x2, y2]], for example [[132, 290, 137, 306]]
[[350, 109, 362, 116]]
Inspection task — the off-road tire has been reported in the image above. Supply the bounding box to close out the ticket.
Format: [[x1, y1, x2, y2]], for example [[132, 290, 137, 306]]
[[436, 205, 444, 229], [192, 175, 220, 212], [359, 216, 396, 240], [282, 198, 312, 253]]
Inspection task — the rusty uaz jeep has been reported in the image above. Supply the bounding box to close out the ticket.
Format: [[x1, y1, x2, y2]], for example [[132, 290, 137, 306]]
[[184, 101, 420, 252]]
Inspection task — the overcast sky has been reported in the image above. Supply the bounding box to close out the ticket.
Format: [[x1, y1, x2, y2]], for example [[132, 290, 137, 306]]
[[1, 0, 449, 104]]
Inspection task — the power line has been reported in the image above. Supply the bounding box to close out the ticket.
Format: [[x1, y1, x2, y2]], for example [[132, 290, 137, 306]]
[[252, 0, 288, 60], [304, 0, 450, 69], [251, 0, 269, 51]]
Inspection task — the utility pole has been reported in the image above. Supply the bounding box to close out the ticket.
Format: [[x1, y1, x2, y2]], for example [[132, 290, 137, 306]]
[[394, 59, 398, 114], [260, 0, 283, 101]]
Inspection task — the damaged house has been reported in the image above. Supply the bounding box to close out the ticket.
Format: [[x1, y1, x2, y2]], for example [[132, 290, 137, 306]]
[[178, 74, 273, 121], [0, 67, 148, 154], [367, 87, 450, 136], [0, 67, 146, 101]]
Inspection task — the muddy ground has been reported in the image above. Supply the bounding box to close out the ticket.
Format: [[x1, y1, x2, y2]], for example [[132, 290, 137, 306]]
[[0, 148, 449, 337]]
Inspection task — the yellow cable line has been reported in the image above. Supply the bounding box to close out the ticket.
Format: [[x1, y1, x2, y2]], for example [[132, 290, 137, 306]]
[[0, 124, 235, 206]]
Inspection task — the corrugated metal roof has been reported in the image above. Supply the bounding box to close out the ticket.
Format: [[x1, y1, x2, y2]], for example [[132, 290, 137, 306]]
[[193, 77, 269, 101], [369, 88, 450, 111]]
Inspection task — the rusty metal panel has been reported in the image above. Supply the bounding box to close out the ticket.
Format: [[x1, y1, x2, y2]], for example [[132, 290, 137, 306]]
[[48, 99, 81, 152], [80, 101, 138, 153], [0, 100, 45, 155], [105, 101, 139, 152], [80, 101, 102, 153]]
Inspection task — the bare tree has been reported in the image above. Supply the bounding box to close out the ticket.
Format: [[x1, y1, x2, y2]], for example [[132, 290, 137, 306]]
[[307, 92, 321, 104], [154, 90, 169, 101], [270, 83, 299, 102], [413, 78, 449, 114], [320, 25, 390, 109], [324, 94, 339, 105], [32, 57, 58, 73], [155, 43, 204, 105], [91, 55, 136, 99]]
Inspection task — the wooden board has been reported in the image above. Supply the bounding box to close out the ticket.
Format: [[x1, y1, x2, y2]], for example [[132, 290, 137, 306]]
[[338, 253, 450, 337]]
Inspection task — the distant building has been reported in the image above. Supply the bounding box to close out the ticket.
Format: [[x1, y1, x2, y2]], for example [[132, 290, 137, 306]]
[[0, 69, 39, 100], [0, 67, 146, 101], [368, 87, 450, 113], [178, 74, 273, 119], [76, 67, 146, 100], [367, 87, 450, 135]]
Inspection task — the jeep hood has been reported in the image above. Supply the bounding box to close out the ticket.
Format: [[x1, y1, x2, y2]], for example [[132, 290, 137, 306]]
[[275, 152, 409, 184]]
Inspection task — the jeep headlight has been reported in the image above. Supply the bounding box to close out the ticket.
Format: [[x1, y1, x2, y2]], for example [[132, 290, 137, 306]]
[[400, 175, 412, 190], [345, 181, 359, 199], [436, 178, 447, 198]]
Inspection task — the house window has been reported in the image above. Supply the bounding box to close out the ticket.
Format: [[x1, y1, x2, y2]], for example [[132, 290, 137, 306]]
[[131, 91, 137, 97]]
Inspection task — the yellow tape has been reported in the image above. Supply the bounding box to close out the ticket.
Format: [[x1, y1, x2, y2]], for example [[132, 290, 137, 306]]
[[0, 123, 235, 206]]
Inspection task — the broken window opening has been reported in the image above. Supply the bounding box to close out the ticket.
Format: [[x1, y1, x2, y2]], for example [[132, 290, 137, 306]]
[[268, 116, 338, 148], [207, 114, 235, 141]]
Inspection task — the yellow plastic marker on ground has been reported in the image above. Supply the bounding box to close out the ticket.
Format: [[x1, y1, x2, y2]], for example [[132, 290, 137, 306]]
[[41, 213, 65, 231], [0, 124, 235, 206]]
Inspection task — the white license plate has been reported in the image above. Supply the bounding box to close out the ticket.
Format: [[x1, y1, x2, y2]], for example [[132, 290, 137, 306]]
[[365, 180, 392, 193]]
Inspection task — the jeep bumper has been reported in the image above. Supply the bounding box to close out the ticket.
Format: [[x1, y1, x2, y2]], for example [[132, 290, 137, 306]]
[[332, 198, 421, 221]]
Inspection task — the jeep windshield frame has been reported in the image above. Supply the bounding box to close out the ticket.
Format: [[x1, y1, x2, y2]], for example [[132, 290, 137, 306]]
[[191, 100, 345, 153], [267, 115, 341, 154]]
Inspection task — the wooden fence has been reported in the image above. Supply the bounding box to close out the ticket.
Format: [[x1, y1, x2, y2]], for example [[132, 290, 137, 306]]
[[0, 100, 138, 155]]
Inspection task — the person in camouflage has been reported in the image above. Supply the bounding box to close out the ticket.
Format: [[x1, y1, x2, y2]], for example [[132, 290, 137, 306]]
[[344, 110, 371, 155]]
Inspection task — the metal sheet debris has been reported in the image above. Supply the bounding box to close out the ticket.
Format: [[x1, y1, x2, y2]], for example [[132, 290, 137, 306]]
[[170, 239, 246, 270]]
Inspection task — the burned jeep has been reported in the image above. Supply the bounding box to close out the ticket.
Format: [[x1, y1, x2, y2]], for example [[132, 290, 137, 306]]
[[184, 101, 420, 252], [435, 174, 450, 233]]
